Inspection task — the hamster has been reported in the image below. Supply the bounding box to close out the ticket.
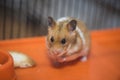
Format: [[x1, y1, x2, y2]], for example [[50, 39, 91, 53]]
[[9, 51, 35, 68], [46, 17, 90, 63]]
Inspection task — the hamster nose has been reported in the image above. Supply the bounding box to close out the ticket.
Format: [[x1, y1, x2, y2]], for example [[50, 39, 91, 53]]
[[54, 49, 62, 54]]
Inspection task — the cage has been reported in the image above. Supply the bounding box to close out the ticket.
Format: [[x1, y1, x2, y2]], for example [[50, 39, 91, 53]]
[[0, 0, 120, 40], [0, 0, 120, 80]]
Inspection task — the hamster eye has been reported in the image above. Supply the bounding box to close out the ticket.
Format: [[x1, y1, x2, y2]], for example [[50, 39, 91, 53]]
[[50, 36, 54, 42], [61, 38, 66, 44]]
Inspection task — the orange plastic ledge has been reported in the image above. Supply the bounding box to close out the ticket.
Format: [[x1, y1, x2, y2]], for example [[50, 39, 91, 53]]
[[0, 28, 120, 80]]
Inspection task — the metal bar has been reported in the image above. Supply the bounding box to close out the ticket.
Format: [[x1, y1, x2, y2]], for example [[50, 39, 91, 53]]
[[3, 0, 6, 40], [32, 0, 37, 36], [10, 0, 14, 39], [26, 0, 29, 37], [17, 0, 22, 38]]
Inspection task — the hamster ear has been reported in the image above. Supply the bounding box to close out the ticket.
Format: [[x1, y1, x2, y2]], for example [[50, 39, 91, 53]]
[[67, 20, 77, 31], [48, 16, 56, 27]]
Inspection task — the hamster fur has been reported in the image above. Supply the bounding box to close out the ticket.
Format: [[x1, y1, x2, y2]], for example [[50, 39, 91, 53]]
[[46, 17, 90, 63]]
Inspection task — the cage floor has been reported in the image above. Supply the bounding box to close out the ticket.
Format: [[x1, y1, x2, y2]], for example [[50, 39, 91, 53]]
[[0, 28, 120, 80]]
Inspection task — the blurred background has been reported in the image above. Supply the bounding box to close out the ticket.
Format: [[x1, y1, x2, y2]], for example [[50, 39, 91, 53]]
[[0, 0, 120, 40]]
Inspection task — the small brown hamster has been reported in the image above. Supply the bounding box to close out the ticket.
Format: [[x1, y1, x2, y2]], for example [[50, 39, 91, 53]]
[[46, 17, 90, 63]]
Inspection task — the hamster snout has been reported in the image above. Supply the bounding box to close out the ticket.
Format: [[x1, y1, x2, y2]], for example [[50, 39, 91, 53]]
[[54, 49, 63, 54], [50, 48, 66, 55]]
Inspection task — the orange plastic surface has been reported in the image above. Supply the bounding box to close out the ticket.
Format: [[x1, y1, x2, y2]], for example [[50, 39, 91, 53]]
[[0, 28, 120, 80]]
